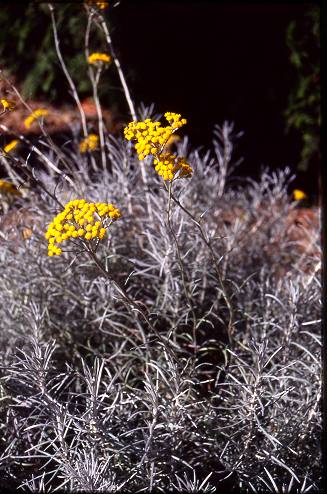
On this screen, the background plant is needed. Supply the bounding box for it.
[284,4,320,174]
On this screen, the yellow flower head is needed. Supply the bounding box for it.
[1,98,16,111]
[0,179,21,196]
[45,199,121,256]
[24,108,49,129]
[124,113,187,160]
[3,139,19,154]
[293,189,308,201]
[124,113,192,180]
[79,134,99,153]
[88,52,112,65]
[85,0,109,9]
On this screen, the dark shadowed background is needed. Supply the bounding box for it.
[111,1,320,198]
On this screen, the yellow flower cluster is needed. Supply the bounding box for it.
[124,112,187,160]
[3,139,19,154]
[0,179,20,196]
[24,109,49,129]
[154,153,193,181]
[79,134,99,153]
[88,53,112,65]
[45,199,121,256]
[124,112,192,181]
[1,98,16,111]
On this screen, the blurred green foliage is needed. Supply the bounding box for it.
[0,2,113,104]
[285,5,320,172]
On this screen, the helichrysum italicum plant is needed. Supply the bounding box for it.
[0,124,321,492]
[0,1,321,490]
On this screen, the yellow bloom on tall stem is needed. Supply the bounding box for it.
[88,52,111,65]
[124,112,192,181]
[85,0,109,9]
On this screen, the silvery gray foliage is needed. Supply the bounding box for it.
[0,115,321,492]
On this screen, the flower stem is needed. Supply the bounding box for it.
[167,186,234,344]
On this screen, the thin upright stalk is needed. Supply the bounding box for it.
[85,13,107,171]
[48,3,88,139]
[96,14,136,121]
[49,4,102,173]
[165,184,234,344]
[95,10,153,221]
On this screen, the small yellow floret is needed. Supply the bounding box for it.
[24,108,49,129]
[88,52,111,65]
[79,134,99,153]
[1,99,16,111]
[99,228,106,239]
[293,189,308,201]
[3,139,19,154]
[86,0,109,9]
